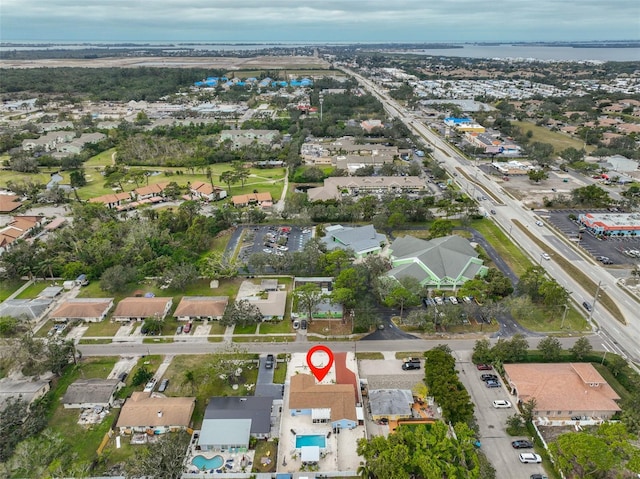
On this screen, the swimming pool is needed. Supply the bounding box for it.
[296,434,326,448]
[192,455,224,470]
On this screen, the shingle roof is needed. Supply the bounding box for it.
[116,392,195,428]
[289,374,357,422]
[49,298,114,320]
[204,396,272,434]
[112,297,172,319]
[504,363,620,414]
[0,298,52,321]
[173,296,228,318]
[369,389,414,416]
[322,224,386,255]
[245,291,287,317]
[388,235,483,284]
[62,378,120,405]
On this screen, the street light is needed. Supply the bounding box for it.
[588,281,603,324]
[601,343,611,365]
[560,290,573,329]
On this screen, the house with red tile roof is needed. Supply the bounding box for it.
[189,181,227,201]
[89,192,131,209]
[503,363,620,419]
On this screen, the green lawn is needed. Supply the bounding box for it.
[511,302,589,333]
[234,323,258,334]
[15,280,50,299]
[0,280,26,301]
[45,357,119,466]
[470,218,532,277]
[83,320,122,337]
[356,352,384,360]
[84,148,116,168]
[272,362,288,384]
[207,321,227,334]
[259,320,292,334]
[162,354,259,427]
[512,121,594,154]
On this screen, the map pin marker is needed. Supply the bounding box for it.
[306,345,334,382]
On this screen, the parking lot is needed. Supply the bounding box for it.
[236,225,313,264]
[547,209,640,268]
[458,361,548,478]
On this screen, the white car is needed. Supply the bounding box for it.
[263,248,273,254]
[519,453,542,464]
[448,296,458,304]
[535,221,544,227]
[541,253,551,261]
[492,400,512,409]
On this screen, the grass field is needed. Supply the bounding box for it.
[0,280,26,301]
[15,280,50,299]
[470,218,533,277]
[84,148,116,168]
[512,121,594,154]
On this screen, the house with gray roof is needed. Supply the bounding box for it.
[369,389,414,420]
[0,298,53,322]
[386,235,488,290]
[199,396,273,451]
[0,376,51,411]
[62,378,121,409]
[322,224,387,259]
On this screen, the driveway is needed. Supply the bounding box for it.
[254,353,283,398]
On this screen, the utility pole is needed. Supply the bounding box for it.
[319,92,324,123]
[588,281,601,325]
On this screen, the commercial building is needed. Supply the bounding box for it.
[321,224,387,259]
[578,212,640,237]
[386,235,488,289]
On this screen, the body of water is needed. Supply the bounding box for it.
[1,41,638,62]
[295,434,326,448]
[404,44,640,62]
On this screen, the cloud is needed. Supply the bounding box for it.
[1,0,638,42]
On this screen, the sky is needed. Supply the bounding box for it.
[1,0,639,43]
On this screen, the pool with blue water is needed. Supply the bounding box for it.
[295,434,326,448]
[192,455,224,470]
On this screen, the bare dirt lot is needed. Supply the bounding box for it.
[0,55,330,70]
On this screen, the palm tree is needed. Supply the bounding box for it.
[357,461,373,479]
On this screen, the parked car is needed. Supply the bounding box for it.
[118,372,128,382]
[519,453,542,464]
[448,296,458,304]
[481,374,498,381]
[530,474,548,479]
[292,320,300,330]
[402,362,421,370]
[492,400,512,408]
[265,354,275,369]
[300,319,308,330]
[158,379,169,393]
[176,325,183,334]
[183,322,192,333]
[485,380,501,388]
[476,364,492,370]
[511,440,534,449]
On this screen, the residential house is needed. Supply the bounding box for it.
[21,131,74,152]
[189,181,227,201]
[133,182,170,200]
[368,389,414,421]
[0,376,51,411]
[174,296,229,321]
[0,215,44,253]
[245,291,287,320]
[503,363,621,420]
[115,391,196,434]
[0,298,53,322]
[112,297,173,322]
[289,374,357,430]
[293,277,342,320]
[48,298,114,323]
[231,192,273,208]
[55,132,106,155]
[0,194,22,213]
[89,192,131,209]
[322,224,387,259]
[198,396,273,451]
[62,378,121,409]
[386,235,488,290]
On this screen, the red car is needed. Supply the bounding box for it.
[476,364,492,370]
